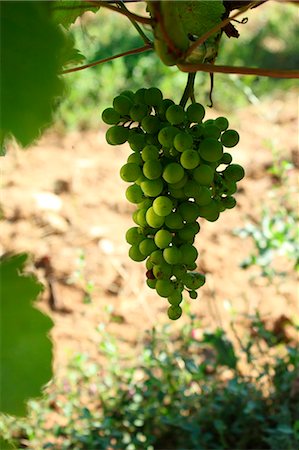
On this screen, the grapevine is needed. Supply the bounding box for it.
[103,86,244,320]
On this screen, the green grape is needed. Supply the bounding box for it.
[158,126,179,147]
[143,160,163,180]
[223,180,237,195]
[141,144,160,161]
[220,152,233,165]
[146,207,165,228]
[180,150,200,170]
[189,290,198,299]
[167,305,182,320]
[203,119,214,126]
[186,103,205,123]
[120,163,142,182]
[157,99,175,119]
[163,246,182,265]
[195,186,212,206]
[139,238,158,256]
[221,129,240,147]
[214,199,226,213]
[120,90,135,101]
[173,132,193,152]
[144,87,163,106]
[145,133,160,146]
[222,196,236,209]
[152,196,173,217]
[146,257,154,270]
[178,201,200,222]
[153,262,172,280]
[168,187,185,199]
[129,245,147,262]
[141,178,164,197]
[126,184,144,203]
[198,200,220,222]
[215,116,229,131]
[199,138,223,162]
[166,104,185,125]
[113,95,133,115]
[141,115,161,134]
[102,107,121,125]
[167,290,183,306]
[190,124,204,138]
[163,162,184,184]
[136,208,148,227]
[168,173,188,189]
[137,198,152,209]
[223,164,245,181]
[180,243,198,265]
[130,103,149,122]
[154,229,172,248]
[106,126,129,145]
[177,222,200,241]
[165,211,184,230]
[127,152,142,165]
[183,272,205,289]
[186,262,197,271]
[134,88,147,104]
[183,180,201,198]
[193,164,214,186]
[150,249,164,265]
[172,265,187,278]
[203,125,221,139]
[128,130,146,151]
[125,227,144,245]
[146,278,157,289]
[135,174,147,186]
[156,279,175,297]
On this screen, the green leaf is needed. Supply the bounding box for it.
[0,2,65,148]
[177,1,225,38]
[51,1,100,29]
[0,253,53,417]
[59,29,85,67]
[203,329,238,369]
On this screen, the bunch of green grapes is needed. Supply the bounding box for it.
[102,87,244,320]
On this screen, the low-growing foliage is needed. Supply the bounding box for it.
[1,314,298,449]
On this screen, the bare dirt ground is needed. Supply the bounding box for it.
[1,90,298,373]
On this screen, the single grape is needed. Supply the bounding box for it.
[220,152,233,165]
[198,200,220,222]
[222,196,236,209]
[183,180,201,198]
[221,129,240,148]
[195,186,212,206]
[120,90,135,101]
[144,87,163,106]
[106,126,129,145]
[102,107,121,125]
[128,130,146,151]
[155,279,175,297]
[163,163,184,184]
[139,238,158,256]
[192,164,214,186]
[125,227,144,245]
[223,164,245,181]
[146,278,157,289]
[146,257,154,271]
[154,229,173,249]
[120,163,142,182]
[180,243,198,265]
[153,262,172,280]
[180,150,200,170]
[130,103,149,122]
[113,95,133,115]
[186,103,205,123]
[215,116,229,131]
[165,211,184,230]
[166,104,185,125]
[178,201,200,222]
[141,144,160,161]
[163,246,182,265]
[141,115,161,134]
[145,207,165,228]
[173,132,193,152]
[158,126,179,147]
[125,184,144,203]
[177,222,200,241]
[143,160,163,180]
[167,305,182,320]
[136,208,148,227]
[167,290,183,306]
[152,196,173,217]
[189,290,198,299]
[150,249,164,265]
[129,245,147,262]
[134,88,147,104]
[203,125,221,139]
[167,173,188,189]
[141,178,164,197]
[127,152,142,165]
[198,138,223,162]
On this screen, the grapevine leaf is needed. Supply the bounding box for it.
[51,1,100,28]
[176,1,225,38]
[0,253,53,417]
[0,2,65,148]
[59,29,85,67]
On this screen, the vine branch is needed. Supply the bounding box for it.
[86,0,153,24]
[117,1,152,45]
[180,73,196,108]
[61,44,153,74]
[177,62,299,79]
